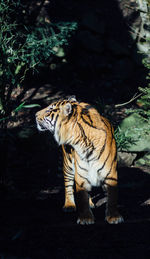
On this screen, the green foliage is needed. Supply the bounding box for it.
[115,127,135,151]
[137,85,150,110]
[116,49,150,151]
[121,2,150,152]
[126,82,150,124]
[137,1,150,114]
[0,0,77,120]
[125,87,150,142]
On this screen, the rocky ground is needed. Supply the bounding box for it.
[0,149,150,259]
[0,84,150,259]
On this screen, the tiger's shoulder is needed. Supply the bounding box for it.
[77,101,112,131]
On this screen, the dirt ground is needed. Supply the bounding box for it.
[0,165,150,259]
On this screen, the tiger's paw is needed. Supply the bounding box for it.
[77,211,95,225]
[89,197,95,209]
[105,215,124,224]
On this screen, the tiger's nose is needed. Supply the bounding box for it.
[35,112,41,122]
[35,111,40,118]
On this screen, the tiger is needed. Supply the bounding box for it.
[36,96,124,225]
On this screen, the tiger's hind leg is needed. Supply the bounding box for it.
[104,162,124,224]
[62,145,76,212]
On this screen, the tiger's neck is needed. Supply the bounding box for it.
[55,118,93,160]
[54,118,79,146]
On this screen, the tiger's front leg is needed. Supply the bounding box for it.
[76,187,95,225]
[75,170,94,225]
[62,145,76,212]
[63,173,76,212]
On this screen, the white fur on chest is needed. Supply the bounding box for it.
[88,162,107,187]
[75,157,107,191]
[87,167,101,187]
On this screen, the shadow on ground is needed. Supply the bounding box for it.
[0,130,150,259]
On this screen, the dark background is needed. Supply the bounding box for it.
[0,0,150,258]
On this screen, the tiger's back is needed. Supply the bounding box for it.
[63,102,116,189]
[36,96,123,225]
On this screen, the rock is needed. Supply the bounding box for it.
[130,25,140,41]
[107,39,129,56]
[135,153,150,168]
[119,113,150,152]
[112,58,134,79]
[17,128,36,139]
[81,13,105,34]
[136,0,150,46]
[77,30,104,54]
[137,41,150,54]
[118,152,137,167]
[76,52,110,72]
[132,48,145,66]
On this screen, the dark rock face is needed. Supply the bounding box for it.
[47,0,147,104]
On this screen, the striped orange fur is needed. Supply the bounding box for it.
[36,96,124,225]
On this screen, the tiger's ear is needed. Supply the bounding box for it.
[62,103,72,116]
[68,95,76,101]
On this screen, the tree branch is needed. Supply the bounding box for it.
[115,93,142,108]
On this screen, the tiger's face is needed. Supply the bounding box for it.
[36,96,76,134]
[36,102,57,133]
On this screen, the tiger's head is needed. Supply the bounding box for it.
[36,96,77,143]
